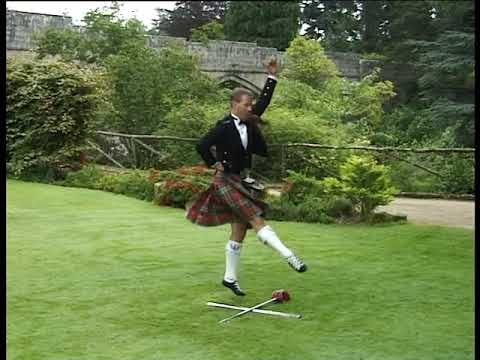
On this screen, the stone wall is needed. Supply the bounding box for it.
[133,35,362,80]
[5,10,363,81]
[6,10,72,51]
[187,40,281,73]
[6,10,424,104]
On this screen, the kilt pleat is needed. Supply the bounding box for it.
[186,171,267,227]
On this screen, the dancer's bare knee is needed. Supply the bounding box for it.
[249,217,266,232]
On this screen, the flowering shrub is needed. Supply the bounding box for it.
[153,166,214,208]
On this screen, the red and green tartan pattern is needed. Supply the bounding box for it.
[186,172,267,227]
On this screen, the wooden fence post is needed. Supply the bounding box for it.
[87,140,125,169]
[130,138,137,169]
[281,145,286,179]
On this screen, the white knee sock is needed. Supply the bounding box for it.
[224,240,242,282]
[257,225,293,258]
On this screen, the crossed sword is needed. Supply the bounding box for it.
[207,289,302,324]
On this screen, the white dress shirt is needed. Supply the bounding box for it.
[267,74,278,81]
[230,74,277,151]
[231,113,248,150]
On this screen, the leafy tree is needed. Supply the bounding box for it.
[104,42,221,134]
[224,1,301,50]
[282,36,339,89]
[380,1,438,61]
[430,0,474,33]
[78,3,146,63]
[301,0,363,51]
[34,27,84,61]
[341,68,396,134]
[34,2,146,64]
[411,32,474,147]
[154,99,229,168]
[278,37,395,139]
[33,4,223,136]
[401,1,475,147]
[300,1,437,57]
[153,1,226,39]
[191,20,225,43]
[299,0,397,54]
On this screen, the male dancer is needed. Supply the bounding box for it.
[187,58,307,296]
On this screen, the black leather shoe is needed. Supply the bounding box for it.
[286,254,307,273]
[222,280,246,296]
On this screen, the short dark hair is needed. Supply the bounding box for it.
[230,87,254,105]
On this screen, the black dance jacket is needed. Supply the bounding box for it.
[195,77,277,174]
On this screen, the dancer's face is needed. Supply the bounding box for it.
[232,94,253,121]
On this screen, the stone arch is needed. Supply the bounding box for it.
[218,74,262,95]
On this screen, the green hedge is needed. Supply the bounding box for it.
[7,57,98,179]
[57,162,402,224]
[60,165,154,202]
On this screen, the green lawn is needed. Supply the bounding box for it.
[7,179,474,360]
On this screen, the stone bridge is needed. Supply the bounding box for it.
[6,10,375,94]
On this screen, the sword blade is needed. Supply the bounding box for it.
[219,298,277,323]
[207,302,302,318]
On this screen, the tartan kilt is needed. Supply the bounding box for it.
[186,171,267,227]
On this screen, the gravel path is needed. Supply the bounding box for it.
[377,197,475,229]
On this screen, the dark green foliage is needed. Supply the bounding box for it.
[61,165,155,201]
[61,165,214,207]
[6,58,97,179]
[225,1,300,50]
[300,0,437,55]
[374,1,474,150]
[265,196,335,224]
[375,28,474,186]
[431,0,474,33]
[153,1,226,39]
[409,31,475,147]
[301,0,363,51]
[378,105,423,145]
[361,0,388,53]
[325,197,354,218]
[62,164,105,189]
[102,171,155,201]
[299,0,472,63]
[380,0,438,60]
[388,161,439,194]
[360,0,475,195]
[415,31,474,99]
[418,148,476,195]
